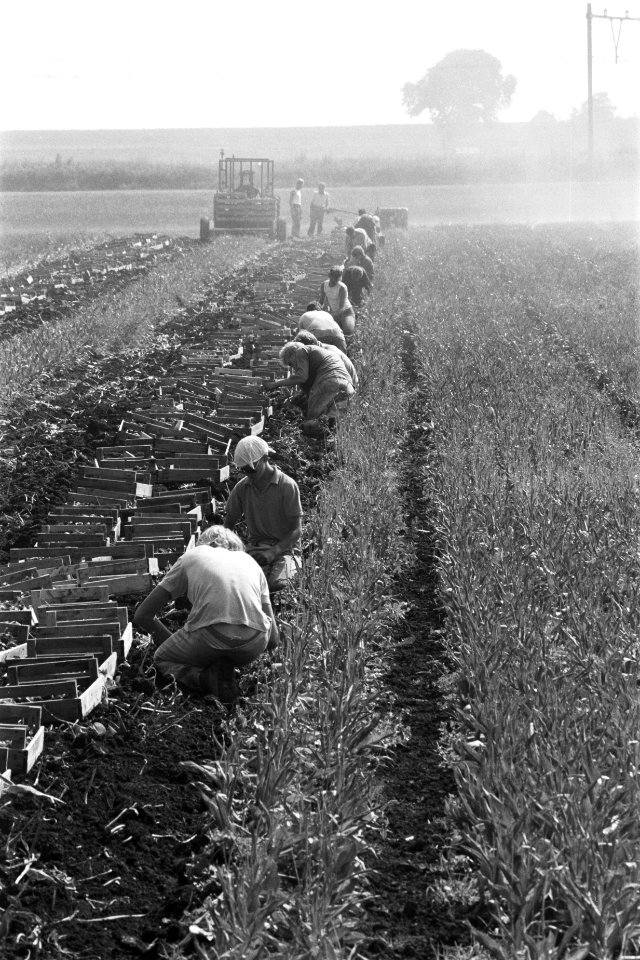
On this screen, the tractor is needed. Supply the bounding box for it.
[200,155,286,241]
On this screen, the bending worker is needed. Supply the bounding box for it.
[134,525,278,703]
[225,436,303,592]
[272,340,354,436]
[296,304,347,352]
[319,265,355,336]
[294,330,359,389]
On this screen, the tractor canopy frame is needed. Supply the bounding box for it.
[217,158,275,198]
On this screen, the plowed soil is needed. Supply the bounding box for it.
[0,237,473,958]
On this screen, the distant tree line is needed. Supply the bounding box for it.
[0,159,216,192]
[1,148,637,193]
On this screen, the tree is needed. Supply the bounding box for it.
[402,49,517,125]
[530,110,558,124]
[571,91,617,124]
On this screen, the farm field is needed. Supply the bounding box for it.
[0,222,638,959]
[1,180,637,244]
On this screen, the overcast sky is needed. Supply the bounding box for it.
[1,0,638,130]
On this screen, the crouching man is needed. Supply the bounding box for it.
[225,437,303,592]
[133,525,278,703]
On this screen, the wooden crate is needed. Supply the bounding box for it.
[31,584,110,609]
[0,723,45,775]
[77,572,152,597]
[12,677,107,724]
[41,603,128,631]
[28,634,115,661]
[128,520,194,544]
[6,655,100,686]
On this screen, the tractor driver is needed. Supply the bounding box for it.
[235,173,261,198]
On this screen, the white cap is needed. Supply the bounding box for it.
[233,436,274,469]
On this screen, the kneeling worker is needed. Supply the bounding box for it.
[225,436,303,592]
[134,525,278,703]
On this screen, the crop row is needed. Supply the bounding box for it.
[0,232,426,958]
[0,233,190,341]
[387,226,640,957]
[465,222,639,401]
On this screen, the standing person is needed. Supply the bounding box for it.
[297,307,347,352]
[319,265,355,336]
[271,341,354,436]
[225,437,303,592]
[289,178,304,238]
[134,526,278,703]
[308,182,330,235]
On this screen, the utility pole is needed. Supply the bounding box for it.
[586,5,640,162]
[587,4,594,159]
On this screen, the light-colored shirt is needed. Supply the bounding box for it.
[311,191,329,210]
[324,343,359,388]
[290,188,302,207]
[225,467,302,549]
[322,279,351,315]
[160,546,270,634]
[298,310,347,350]
[352,227,369,249]
[298,309,343,338]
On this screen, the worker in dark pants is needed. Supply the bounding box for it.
[308,182,330,235]
[290,178,304,238]
[225,437,303,593]
[134,525,278,704]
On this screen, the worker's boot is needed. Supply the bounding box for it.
[216,658,241,705]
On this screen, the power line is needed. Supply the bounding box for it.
[586,4,640,158]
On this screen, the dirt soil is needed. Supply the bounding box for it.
[0,239,474,958]
[356,330,481,958]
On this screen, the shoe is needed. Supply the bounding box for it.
[200,659,239,705]
[199,666,221,697]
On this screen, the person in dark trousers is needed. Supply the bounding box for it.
[294,330,359,388]
[134,525,278,704]
[354,209,377,243]
[308,182,330,235]
[342,263,372,307]
[347,245,374,283]
[296,307,348,352]
[272,341,354,436]
[289,178,304,238]
[319,265,355,336]
[225,437,303,593]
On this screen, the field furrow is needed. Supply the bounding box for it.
[1,222,637,959]
[387,226,640,956]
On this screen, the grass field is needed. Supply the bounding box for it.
[1,220,638,958]
[383,224,640,956]
[1,181,637,246]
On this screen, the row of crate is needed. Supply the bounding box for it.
[0,338,291,781]
[0,236,174,314]
[0,242,341,784]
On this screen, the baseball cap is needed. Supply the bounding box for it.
[233,436,274,469]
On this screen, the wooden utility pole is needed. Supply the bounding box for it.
[587,4,594,159]
[586,4,640,161]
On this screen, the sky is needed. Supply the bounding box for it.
[1,0,639,130]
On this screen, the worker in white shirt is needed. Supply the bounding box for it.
[289,178,304,237]
[308,182,330,236]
